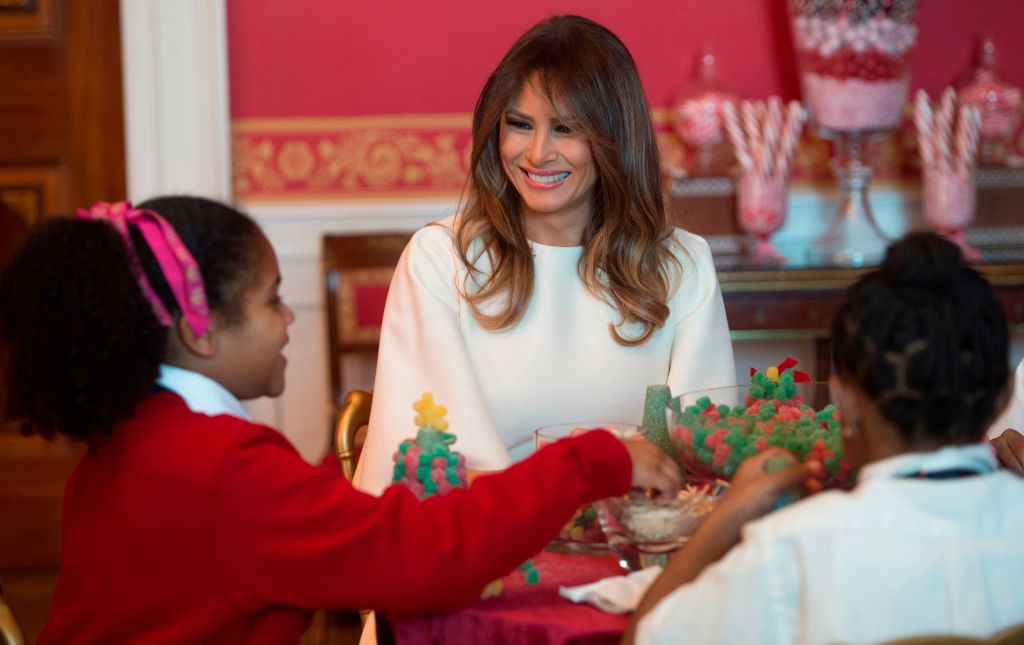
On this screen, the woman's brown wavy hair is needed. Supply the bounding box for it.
[455,14,680,346]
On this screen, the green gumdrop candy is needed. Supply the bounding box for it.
[424,479,438,495]
[640,384,675,460]
[763,453,799,511]
[749,385,765,399]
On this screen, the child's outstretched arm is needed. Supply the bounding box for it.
[211,422,678,615]
[622,448,810,645]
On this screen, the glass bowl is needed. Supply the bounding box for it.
[595,479,727,572]
[534,423,640,554]
[668,381,851,487]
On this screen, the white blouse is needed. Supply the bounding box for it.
[354,216,736,494]
[637,444,1024,645]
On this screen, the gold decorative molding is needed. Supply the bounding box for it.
[233,109,1022,202]
[233,117,473,200]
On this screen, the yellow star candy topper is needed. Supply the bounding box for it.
[413,392,448,431]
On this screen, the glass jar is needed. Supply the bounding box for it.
[670,48,738,175]
[956,37,1022,165]
[790,0,919,134]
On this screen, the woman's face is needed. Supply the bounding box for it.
[499,76,597,245]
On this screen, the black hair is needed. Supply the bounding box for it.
[831,232,1009,445]
[0,196,262,443]
[135,196,262,326]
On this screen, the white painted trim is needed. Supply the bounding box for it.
[119,0,232,202]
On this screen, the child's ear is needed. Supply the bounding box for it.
[174,314,217,359]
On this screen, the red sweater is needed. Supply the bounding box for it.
[39,393,630,644]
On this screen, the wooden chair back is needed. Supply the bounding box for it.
[322,233,410,409]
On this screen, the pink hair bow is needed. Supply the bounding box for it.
[76,201,211,338]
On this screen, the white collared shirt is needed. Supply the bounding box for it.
[157,364,251,421]
[637,444,1024,645]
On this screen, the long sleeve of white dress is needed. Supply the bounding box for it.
[354,216,736,495]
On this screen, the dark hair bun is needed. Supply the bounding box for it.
[832,230,1008,446]
[880,232,964,289]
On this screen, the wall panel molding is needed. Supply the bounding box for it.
[119,0,231,202]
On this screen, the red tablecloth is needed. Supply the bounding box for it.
[387,551,629,644]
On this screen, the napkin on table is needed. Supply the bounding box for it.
[558,566,662,614]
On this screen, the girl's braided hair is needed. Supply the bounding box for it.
[831,232,1009,445]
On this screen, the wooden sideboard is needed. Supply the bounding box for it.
[716,261,1024,380]
[672,165,1024,377]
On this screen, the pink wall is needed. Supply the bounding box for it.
[227,0,1022,118]
[226,1,1024,200]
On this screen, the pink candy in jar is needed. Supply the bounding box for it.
[923,167,979,262]
[673,95,731,149]
[737,172,788,263]
[790,0,919,132]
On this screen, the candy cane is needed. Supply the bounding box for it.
[913,89,934,167]
[935,87,957,172]
[722,101,753,170]
[777,102,806,178]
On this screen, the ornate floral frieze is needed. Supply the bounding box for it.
[233,110,1024,201]
[233,115,473,200]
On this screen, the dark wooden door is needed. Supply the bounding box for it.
[0,0,125,640]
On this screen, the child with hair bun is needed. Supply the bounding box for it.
[0,196,680,644]
[626,232,1024,645]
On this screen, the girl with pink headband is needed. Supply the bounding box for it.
[0,195,680,643]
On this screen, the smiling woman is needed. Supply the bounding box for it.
[355,15,737,495]
[499,78,598,246]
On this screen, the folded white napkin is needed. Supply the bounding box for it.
[558,565,662,614]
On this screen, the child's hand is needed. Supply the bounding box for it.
[717,449,812,522]
[991,428,1024,475]
[621,440,682,499]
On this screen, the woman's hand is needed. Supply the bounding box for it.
[621,440,682,499]
[991,428,1024,475]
